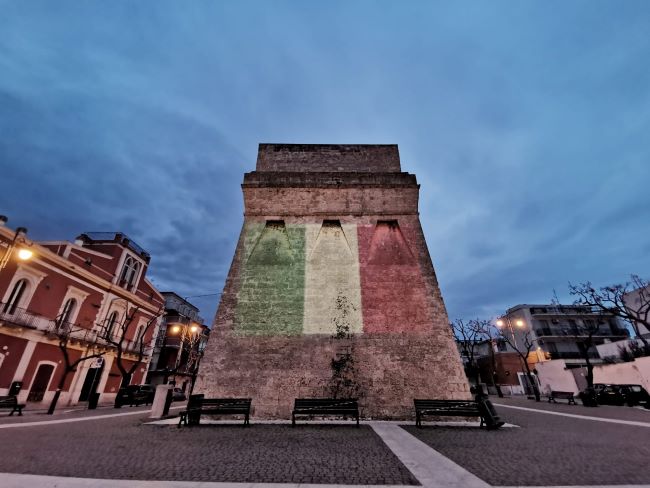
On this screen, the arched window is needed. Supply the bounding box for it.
[134,324,146,344]
[60,298,77,325]
[3,279,28,315]
[119,257,140,290]
[105,311,119,338]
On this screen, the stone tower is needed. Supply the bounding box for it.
[195,144,469,418]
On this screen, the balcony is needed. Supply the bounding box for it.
[0,302,151,354]
[1,302,56,332]
[165,315,192,325]
[529,306,595,316]
[534,327,629,338]
[546,351,599,360]
[51,321,99,344]
[162,336,183,348]
[0,303,102,344]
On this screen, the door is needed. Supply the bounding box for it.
[27,364,55,402]
[79,363,104,402]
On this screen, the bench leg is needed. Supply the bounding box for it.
[416,412,420,428]
[356,414,359,427]
[292,413,296,427]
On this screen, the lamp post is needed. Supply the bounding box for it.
[0,216,33,273]
[168,321,202,390]
[496,317,524,348]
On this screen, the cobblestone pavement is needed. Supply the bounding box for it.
[405,403,650,486]
[0,413,418,485]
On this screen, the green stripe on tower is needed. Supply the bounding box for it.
[234,221,305,335]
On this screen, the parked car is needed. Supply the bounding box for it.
[619,384,650,407]
[596,384,627,406]
[172,388,187,402]
[115,384,155,407]
[591,383,650,407]
[137,385,156,404]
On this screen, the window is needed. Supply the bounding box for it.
[119,256,140,290]
[2,279,28,315]
[60,298,77,325]
[134,324,146,343]
[105,311,119,338]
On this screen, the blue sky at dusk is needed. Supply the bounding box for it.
[1,1,649,323]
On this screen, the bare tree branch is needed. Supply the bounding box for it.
[569,274,649,349]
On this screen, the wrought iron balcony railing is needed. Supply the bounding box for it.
[0,302,54,332]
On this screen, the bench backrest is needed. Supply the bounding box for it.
[414,399,479,413]
[201,398,252,409]
[0,396,18,407]
[294,398,358,410]
[550,391,574,398]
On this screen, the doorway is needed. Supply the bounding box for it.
[79,362,104,402]
[27,363,55,402]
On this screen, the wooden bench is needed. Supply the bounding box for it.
[414,399,504,429]
[178,395,251,427]
[292,398,359,426]
[0,395,25,416]
[548,391,576,405]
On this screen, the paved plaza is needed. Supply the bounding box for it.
[0,397,649,487]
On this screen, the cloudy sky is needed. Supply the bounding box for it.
[1,1,649,323]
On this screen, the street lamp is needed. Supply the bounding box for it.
[496,317,524,348]
[0,217,34,273]
[168,321,202,375]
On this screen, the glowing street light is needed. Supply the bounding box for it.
[496,316,524,348]
[17,248,33,260]
[0,217,34,273]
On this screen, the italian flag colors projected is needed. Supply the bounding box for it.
[234,220,433,336]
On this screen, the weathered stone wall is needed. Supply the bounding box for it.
[256,144,401,173]
[195,144,470,419]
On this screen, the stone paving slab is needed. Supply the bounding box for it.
[0,413,418,485]
[493,396,650,422]
[370,423,489,488]
[4,473,650,488]
[404,406,650,486]
[0,474,414,488]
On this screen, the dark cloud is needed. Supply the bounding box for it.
[2,1,649,323]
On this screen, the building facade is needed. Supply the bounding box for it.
[623,285,650,338]
[0,222,164,407]
[195,144,469,419]
[147,292,209,394]
[498,304,629,367]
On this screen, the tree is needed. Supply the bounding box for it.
[479,322,504,398]
[570,275,650,350]
[47,317,106,415]
[451,319,486,386]
[101,303,163,391]
[163,324,207,395]
[494,319,541,401]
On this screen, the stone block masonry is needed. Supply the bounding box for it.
[195,144,470,419]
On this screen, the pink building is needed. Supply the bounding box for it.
[0,219,164,408]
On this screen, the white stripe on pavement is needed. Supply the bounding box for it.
[369,422,490,488]
[494,403,650,427]
[0,474,408,488]
[0,406,184,429]
[3,473,650,488]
